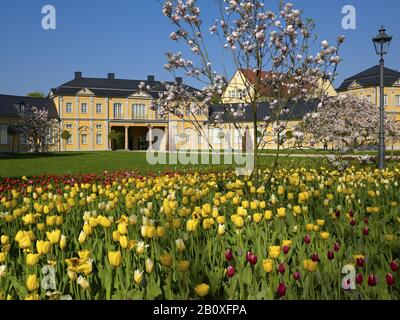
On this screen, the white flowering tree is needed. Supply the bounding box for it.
[13,105,59,153]
[154,0,344,177]
[302,94,400,158]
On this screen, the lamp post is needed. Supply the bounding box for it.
[372,26,392,170]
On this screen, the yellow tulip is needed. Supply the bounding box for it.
[303,259,318,272]
[320,232,330,240]
[253,213,262,224]
[0,252,7,263]
[177,260,190,272]
[194,283,209,297]
[78,231,86,244]
[264,210,272,220]
[268,246,281,259]
[117,223,128,235]
[262,259,274,273]
[108,251,122,267]
[316,219,325,226]
[175,239,186,253]
[217,224,225,236]
[26,253,40,266]
[26,274,39,292]
[156,226,166,238]
[36,240,51,255]
[60,235,67,250]
[282,240,292,248]
[119,235,128,249]
[276,207,286,219]
[46,229,61,244]
[133,269,144,285]
[1,235,9,245]
[78,250,90,259]
[160,253,173,267]
[145,258,154,274]
[186,219,199,232]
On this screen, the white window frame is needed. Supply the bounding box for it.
[132,104,146,119]
[66,123,73,129]
[81,103,88,114]
[95,123,102,130]
[113,103,122,119]
[96,103,102,114]
[396,95,400,107]
[67,134,73,145]
[96,134,102,145]
[384,94,388,107]
[66,103,72,114]
[81,134,87,145]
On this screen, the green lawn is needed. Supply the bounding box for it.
[0,151,330,178]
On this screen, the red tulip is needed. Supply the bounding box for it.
[334,242,340,252]
[327,250,334,260]
[226,266,235,278]
[293,271,301,281]
[303,234,311,245]
[283,245,290,254]
[356,257,365,267]
[363,217,369,224]
[225,249,233,261]
[335,210,341,218]
[249,254,258,265]
[350,219,356,226]
[386,273,395,286]
[277,282,286,297]
[368,274,377,287]
[356,273,363,285]
[349,210,354,218]
[362,227,369,236]
[246,251,253,262]
[311,253,319,263]
[390,260,399,272]
[278,263,286,274]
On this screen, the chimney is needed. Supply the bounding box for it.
[75,71,82,80]
[175,77,183,85]
[147,75,155,82]
[107,73,115,80]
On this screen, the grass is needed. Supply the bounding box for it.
[0,151,332,178]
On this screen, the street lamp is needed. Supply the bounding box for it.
[372,26,392,170]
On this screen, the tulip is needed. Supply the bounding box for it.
[145,258,154,274]
[217,224,225,236]
[225,249,233,261]
[78,250,90,259]
[77,275,90,290]
[175,239,186,253]
[26,253,40,266]
[363,217,369,224]
[327,250,334,260]
[134,269,144,285]
[246,251,253,262]
[362,227,369,236]
[262,259,273,273]
[367,274,377,287]
[26,274,39,292]
[60,235,67,250]
[278,263,285,274]
[177,260,190,272]
[356,257,364,267]
[36,240,51,255]
[248,254,257,265]
[282,246,290,254]
[390,260,399,272]
[277,282,286,297]
[293,271,301,281]
[268,246,281,259]
[333,242,340,252]
[119,235,128,249]
[335,210,341,218]
[108,251,122,267]
[194,283,209,297]
[350,219,356,226]
[355,273,363,285]
[386,273,395,286]
[303,259,318,272]
[46,229,61,244]
[0,235,9,245]
[311,253,319,263]
[303,234,311,245]
[226,265,235,278]
[78,231,86,244]
[160,253,173,267]
[0,252,6,263]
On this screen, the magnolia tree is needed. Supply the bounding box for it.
[151,0,344,177]
[301,94,400,166]
[12,105,59,153]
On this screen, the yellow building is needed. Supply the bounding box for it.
[49,72,206,152]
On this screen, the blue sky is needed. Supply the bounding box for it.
[0,0,399,96]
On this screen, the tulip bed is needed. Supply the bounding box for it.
[0,166,399,300]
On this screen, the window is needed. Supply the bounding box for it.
[234,129,242,146]
[132,104,146,119]
[67,134,73,145]
[96,104,102,114]
[213,128,223,144]
[396,95,400,107]
[66,103,72,114]
[384,95,388,106]
[184,128,191,144]
[81,103,88,114]
[0,125,8,145]
[113,103,122,119]
[228,90,235,98]
[20,134,27,145]
[81,134,87,145]
[198,133,203,145]
[95,123,102,130]
[66,123,73,129]
[366,95,372,103]
[96,134,102,145]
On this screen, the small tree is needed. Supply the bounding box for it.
[61,130,72,150]
[14,105,59,153]
[7,125,19,153]
[27,92,46,98]
[154,0,344,179]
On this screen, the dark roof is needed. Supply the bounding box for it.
[337,65,400,91]
[208,100,319,123]
[51,74,198,98]
[0,94,58,119]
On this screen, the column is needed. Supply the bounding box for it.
[125,126,129,151]
[148,126,153,150]
[59,97,63,151]
[165,125,169,151]
[106,98,110,150]
[75,120,80,151]
[90,122,94,151]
